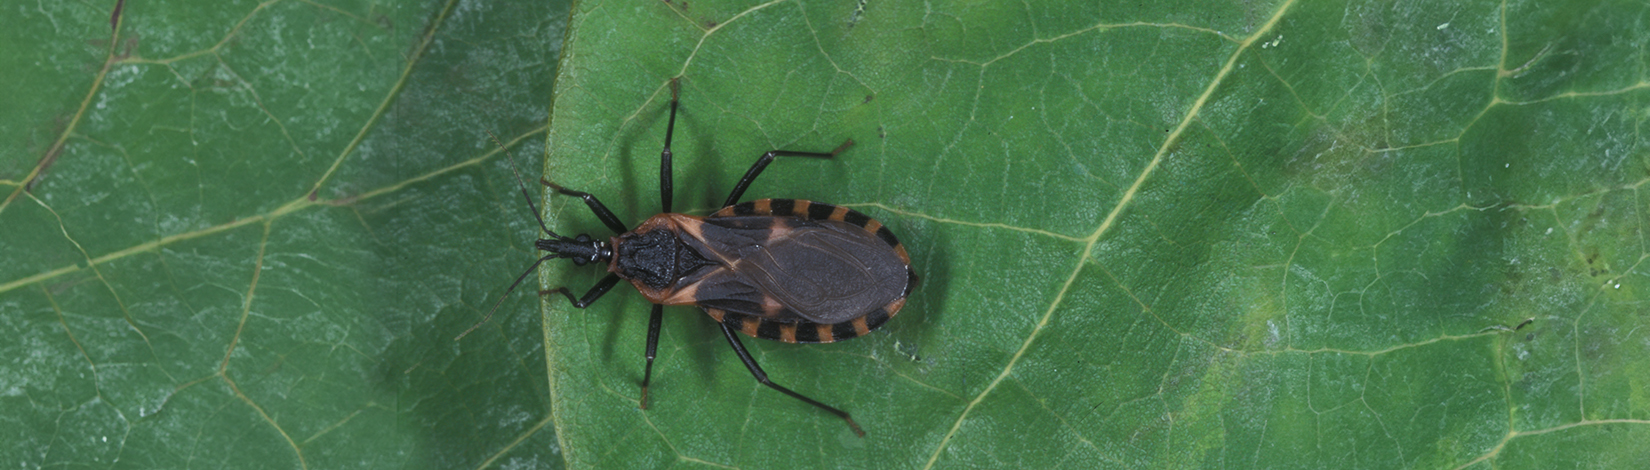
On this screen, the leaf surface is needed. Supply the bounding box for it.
[542,0,1650,469]
[2,0,569,468]
[4,0,1649,469]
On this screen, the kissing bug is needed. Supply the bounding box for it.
[463,79,915,436]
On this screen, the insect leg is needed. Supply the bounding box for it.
[717,323,865,437]
[659,78,680,213]
[639,304,663,409]
[721,140,853,207]
[541,180,628,234]
[544,273,622,308]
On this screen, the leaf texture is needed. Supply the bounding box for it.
[4,0,1648,469]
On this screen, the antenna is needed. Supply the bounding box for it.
[455,131,571,341]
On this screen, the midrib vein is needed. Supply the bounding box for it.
[920,1,1299,467]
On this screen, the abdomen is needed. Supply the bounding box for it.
[679,199,916,343]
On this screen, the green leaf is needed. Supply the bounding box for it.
[6,1,1649,470]
[542,0,1650,468]
[2,0,568,468]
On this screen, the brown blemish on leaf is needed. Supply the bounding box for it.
[110,0,126,31]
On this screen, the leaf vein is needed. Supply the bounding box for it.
[920,0,1301,466]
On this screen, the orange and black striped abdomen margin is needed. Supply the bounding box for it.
[708,199,915,343]
[704,300,903,344]
[711,199,911,265]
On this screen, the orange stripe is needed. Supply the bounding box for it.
[862,219,883,233]
[741,317,760,337]
[705,308,725,322]
[674,216,706,242]
[660,280,702,305]
[893,244,911,264]
[816,324,835,343]
[883,297,908,317]
[754,199,771,215]
[761,295,784,318]
[829,206,849,221]
[793,199,811,216]
[851,317,870,336]
[779,324,797,343]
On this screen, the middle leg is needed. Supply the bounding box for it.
[639,304,663,409]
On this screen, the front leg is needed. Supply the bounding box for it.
[542,178,629,234]
[543,273,623,308]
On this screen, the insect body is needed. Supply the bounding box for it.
[624,201,912,343]
[465,79,914,437]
